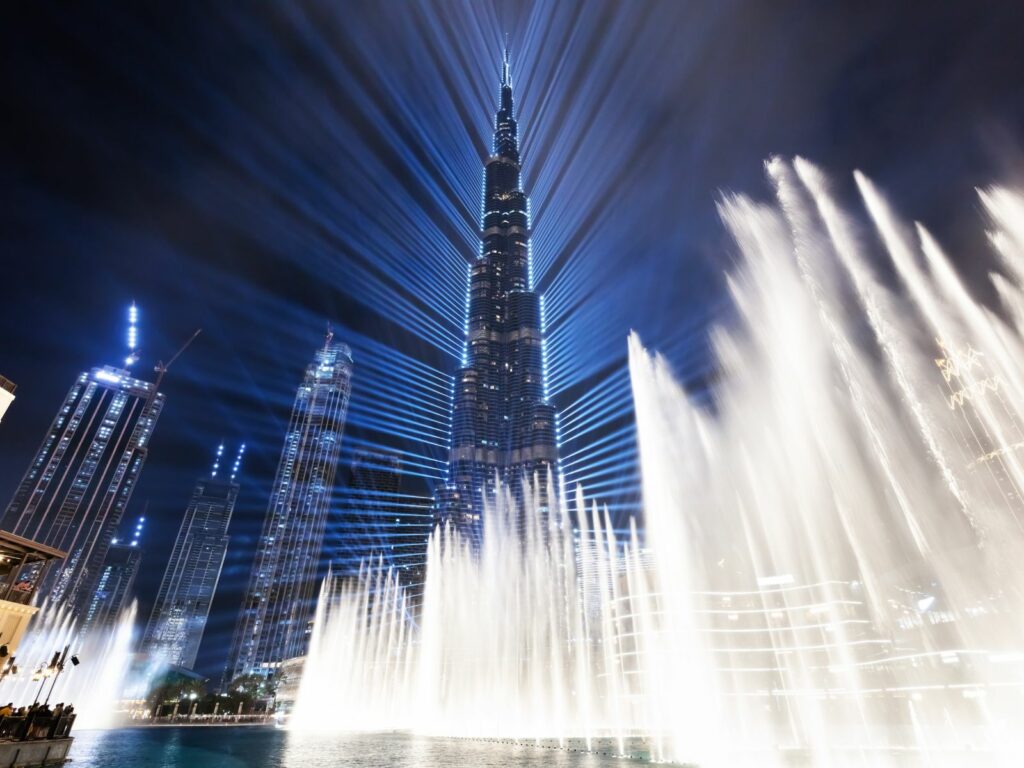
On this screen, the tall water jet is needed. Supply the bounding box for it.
[628,159,1024,765]
[294,482,650,746]
[294,562,417,731]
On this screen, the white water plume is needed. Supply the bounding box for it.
[295,483,659,749]
[0,601,137,729]
[294,159,1024,767]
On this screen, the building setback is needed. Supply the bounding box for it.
[2,365,163,618]
[437,47,559,535]
[143,444,243,669]
[225,334,352,681]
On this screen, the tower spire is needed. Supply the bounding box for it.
[495,35,517,153]
[502,35,511,88]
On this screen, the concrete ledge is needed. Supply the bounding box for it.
[0,737,72,767]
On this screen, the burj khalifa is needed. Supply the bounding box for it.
[436,46,559,535]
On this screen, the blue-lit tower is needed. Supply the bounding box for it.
[226,332,353,681]
[437,45,559,534]
[2,304,164,618]
[143,443,244,669]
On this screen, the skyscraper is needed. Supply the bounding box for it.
[143,444,244,669]
[226,334,353,681]
[438,47,559,534]
[80,513,145,634]
[2,364,164,618]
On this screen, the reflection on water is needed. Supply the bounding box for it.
[68,727,626,768]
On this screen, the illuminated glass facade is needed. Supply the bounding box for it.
[226,338,353,681]
[438,48,559,534]
[143,448,242,670]
[2,365,164,618]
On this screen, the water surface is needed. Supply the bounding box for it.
[69,727,626,767]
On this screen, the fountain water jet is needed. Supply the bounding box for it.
[0,601,137,729]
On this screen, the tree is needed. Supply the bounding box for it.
[223,671,279,713]
[146,670,208,716]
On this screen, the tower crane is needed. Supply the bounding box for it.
[153,329,202,390]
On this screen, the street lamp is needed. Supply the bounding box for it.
[44,646,76,706]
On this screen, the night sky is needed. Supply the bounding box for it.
[1,0,1022,679]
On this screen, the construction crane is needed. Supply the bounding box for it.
[153,329,202,391]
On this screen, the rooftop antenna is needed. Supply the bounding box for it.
[125,302,140,368]
[130,503,147,548]
[114,500,147,547]
[212,442,225,478]
[502,34,511,87]
[231,443,246,482]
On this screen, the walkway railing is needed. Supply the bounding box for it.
[0,713,75,742]
[136,713,273,726]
